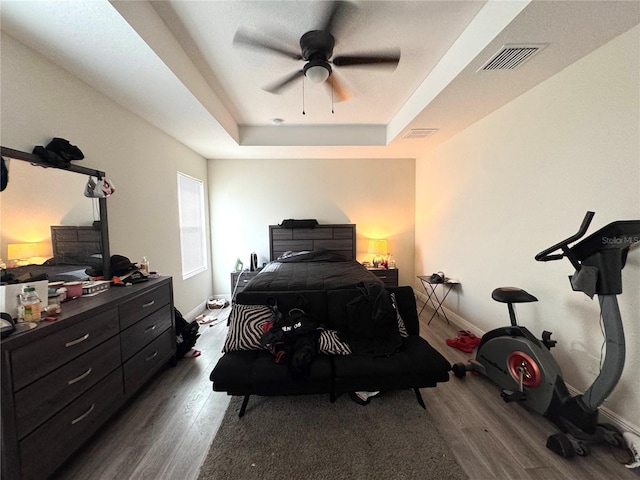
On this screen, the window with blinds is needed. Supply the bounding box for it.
[177,172,207,279]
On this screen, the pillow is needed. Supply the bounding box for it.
[318,329,351,355]
[390,293,409,338]
[223,304,274,352]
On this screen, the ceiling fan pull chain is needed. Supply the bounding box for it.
[302,75,306,115]
[331,83,334,114]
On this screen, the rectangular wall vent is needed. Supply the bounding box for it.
[480,44,547,71]
[404,128,438,139]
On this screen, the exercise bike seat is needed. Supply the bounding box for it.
[492,287,538,304]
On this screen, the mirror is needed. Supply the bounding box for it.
[1,147,110,280]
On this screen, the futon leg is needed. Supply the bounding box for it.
[238,394,250,418]
[414,388,426,410]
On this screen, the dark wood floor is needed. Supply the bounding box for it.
[54,300,639,480]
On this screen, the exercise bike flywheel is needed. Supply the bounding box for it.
[507,351,542,388]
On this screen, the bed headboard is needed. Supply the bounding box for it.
[269,224,356,261]
[51,226,102,259]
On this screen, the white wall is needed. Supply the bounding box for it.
[1,33,212,316]
[208,158,415,295]
[415,25,640,429]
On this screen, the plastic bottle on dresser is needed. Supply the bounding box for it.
[387,254,396,269]
[21,286,42,322]
[140,256,150,276]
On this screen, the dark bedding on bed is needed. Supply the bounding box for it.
[244,250,383,292]
[1,255,100,284]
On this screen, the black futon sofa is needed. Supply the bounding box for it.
[210,286,451,417]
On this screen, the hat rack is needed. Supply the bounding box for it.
[1,146,105,178]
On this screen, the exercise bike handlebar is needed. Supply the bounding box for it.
[535,211,595,263]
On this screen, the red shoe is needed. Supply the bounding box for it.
[446,331,481,353]
[446,336,475,353]
[457,330,480,348]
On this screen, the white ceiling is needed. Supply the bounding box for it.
[1,1,639,160]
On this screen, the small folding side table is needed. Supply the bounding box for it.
[417,276,460,325]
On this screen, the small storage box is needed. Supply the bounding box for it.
[82,281,110,295]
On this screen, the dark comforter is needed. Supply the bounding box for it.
[244,250,383,292]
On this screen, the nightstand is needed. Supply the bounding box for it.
[230,270,261,301]
[367,268,399,287]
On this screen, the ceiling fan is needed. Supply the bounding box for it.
[233,1,401,102]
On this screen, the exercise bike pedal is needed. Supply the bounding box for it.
[501,389,526,403]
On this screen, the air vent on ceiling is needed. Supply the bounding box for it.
[479,44,547,71]
[404,128,438,139]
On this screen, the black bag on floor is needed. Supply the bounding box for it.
[175,307,200,358]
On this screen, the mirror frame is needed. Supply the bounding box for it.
[1,146,111,279]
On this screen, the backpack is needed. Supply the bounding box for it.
[260,304,320,380]
[175,307,200,358]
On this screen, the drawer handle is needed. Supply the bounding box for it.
[71,404,95,425]
[144,324,157,333]
[145,350,158,362]
[379,275,387,279]
[65,333,90,348]
[68,367,93,386]
[142,300,155,308]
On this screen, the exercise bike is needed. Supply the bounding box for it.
[452,211,640,457]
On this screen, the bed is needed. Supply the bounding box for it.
[242,223,383,293]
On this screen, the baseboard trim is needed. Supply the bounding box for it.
[183,301,207,322]
[413,288,640,437]
[184,294,232,322]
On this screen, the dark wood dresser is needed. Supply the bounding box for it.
[1,277,175,480]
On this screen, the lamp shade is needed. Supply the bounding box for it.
[7,243,39,261]
[367,239,388,256]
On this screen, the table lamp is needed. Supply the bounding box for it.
[7,243,39,266]
[368,239,387,268]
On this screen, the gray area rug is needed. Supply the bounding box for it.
[198,390,468,480]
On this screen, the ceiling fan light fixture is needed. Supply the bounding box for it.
[304,61,331,83]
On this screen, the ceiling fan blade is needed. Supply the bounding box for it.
[333,51,401,68]
[319,1,353,37]
[263,70,304,94]
[326,74,352,103]
[233,29,302,60]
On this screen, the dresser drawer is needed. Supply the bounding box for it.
[123,328,174,394]
[14,336,121,440]
[231,271,260,300]
[119,282,171,330]
[368,268,399,287]
[120,303,173,361]
[19,368,124,480]
[11,308,119,391]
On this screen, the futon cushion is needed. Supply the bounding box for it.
[210,350,258,393]
[250,353,333,396]
[332,336,451,393]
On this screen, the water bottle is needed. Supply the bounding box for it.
[387,254,396,269]
[140,256,150,276]
[21,286,42,322]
